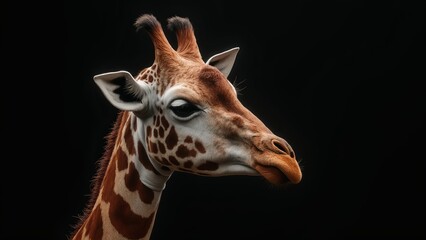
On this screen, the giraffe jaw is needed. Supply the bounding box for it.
[253,154,302,185]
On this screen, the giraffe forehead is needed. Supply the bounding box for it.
[147,58,202,78]
[162,66,236,102]
[198,67,243,112]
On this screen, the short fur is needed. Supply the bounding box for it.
[167,16,202,61]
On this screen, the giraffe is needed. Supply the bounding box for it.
[70,14,302,240]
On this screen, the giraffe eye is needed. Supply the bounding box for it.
[169,99,202,120]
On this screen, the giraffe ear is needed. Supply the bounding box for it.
[93,71,150,113]
[206,47,239,78]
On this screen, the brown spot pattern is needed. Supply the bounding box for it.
[159,126,164,138]
[183,160,193,168]
[146,126,152,137]
[155,115,161,127]
[194,140,206,153]
[176,145,197,158]
[184,136,193,143]
[100,147,158,239]
[197,161,219,171]
[108,193,155,239]
[125,162,154,204]
[146,112,210,172]
[160,116,169,130]
[84,204,103,240]
[161,157,171,166]
[124,125,136,155]
[165,126,178,150]
[116,147,128,171]
[169,156,179,166]
[158,142,166,154]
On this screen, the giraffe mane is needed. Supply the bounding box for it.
[69,111,127,238]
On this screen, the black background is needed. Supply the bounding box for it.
[1,0,424,239]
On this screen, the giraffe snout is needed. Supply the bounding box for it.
[252,135,302,185]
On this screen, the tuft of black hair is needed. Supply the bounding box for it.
[134,14,161,32]
[167,16,193,31]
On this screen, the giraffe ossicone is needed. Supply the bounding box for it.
[71,14,302,240]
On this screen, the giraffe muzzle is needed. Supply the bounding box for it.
[252,137,302,185]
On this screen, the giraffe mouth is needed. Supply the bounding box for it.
[253,154,302,186]
[254,164,290,185]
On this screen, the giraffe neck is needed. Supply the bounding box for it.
[72,112,172,240]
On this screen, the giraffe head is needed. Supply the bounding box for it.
[94,14,302,186]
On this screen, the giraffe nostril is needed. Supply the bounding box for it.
[289,150,295,158]
[272,140,295,158]
[272,140,286,152]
